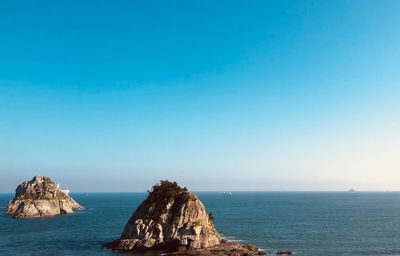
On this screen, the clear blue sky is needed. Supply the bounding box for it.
[0,0,399,192]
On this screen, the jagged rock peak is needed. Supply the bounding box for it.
[5,176,82,218]
[105,180,221,252]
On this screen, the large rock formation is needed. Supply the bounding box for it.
[5,176,83,218]
[104,180,266,255]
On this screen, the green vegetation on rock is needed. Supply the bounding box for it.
[146,180,189,205]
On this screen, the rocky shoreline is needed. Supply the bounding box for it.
[104,240,266,255]
[166,241,266,256]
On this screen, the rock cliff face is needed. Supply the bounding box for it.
[5,176,83,218]
[104,180,265,255]
[105,180,220,251]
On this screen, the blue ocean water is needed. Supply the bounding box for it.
[1,192,400,256]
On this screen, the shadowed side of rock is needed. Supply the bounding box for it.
[5,176,83,218]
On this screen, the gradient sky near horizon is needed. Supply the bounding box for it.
[0,0,399,192]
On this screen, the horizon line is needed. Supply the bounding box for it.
[1,190,399,194]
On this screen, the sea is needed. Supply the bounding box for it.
[1,192,400,256]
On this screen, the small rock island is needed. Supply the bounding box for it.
[5,176,83,218]
[104,180,266,255]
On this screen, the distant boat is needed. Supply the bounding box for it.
[348,188,356,193]
[222,192,233,195]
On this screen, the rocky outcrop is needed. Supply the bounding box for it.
[5,176,83,218]
[104,180,265,255]
[276,251,294,256]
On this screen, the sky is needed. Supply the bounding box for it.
[0,0,399,192]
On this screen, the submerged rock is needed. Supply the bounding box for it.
[276,251,294,256]
[5,176,83,218]
[104,180,265,255]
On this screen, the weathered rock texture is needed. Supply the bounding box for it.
[104,180,265,256]
[5,176,82,218]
